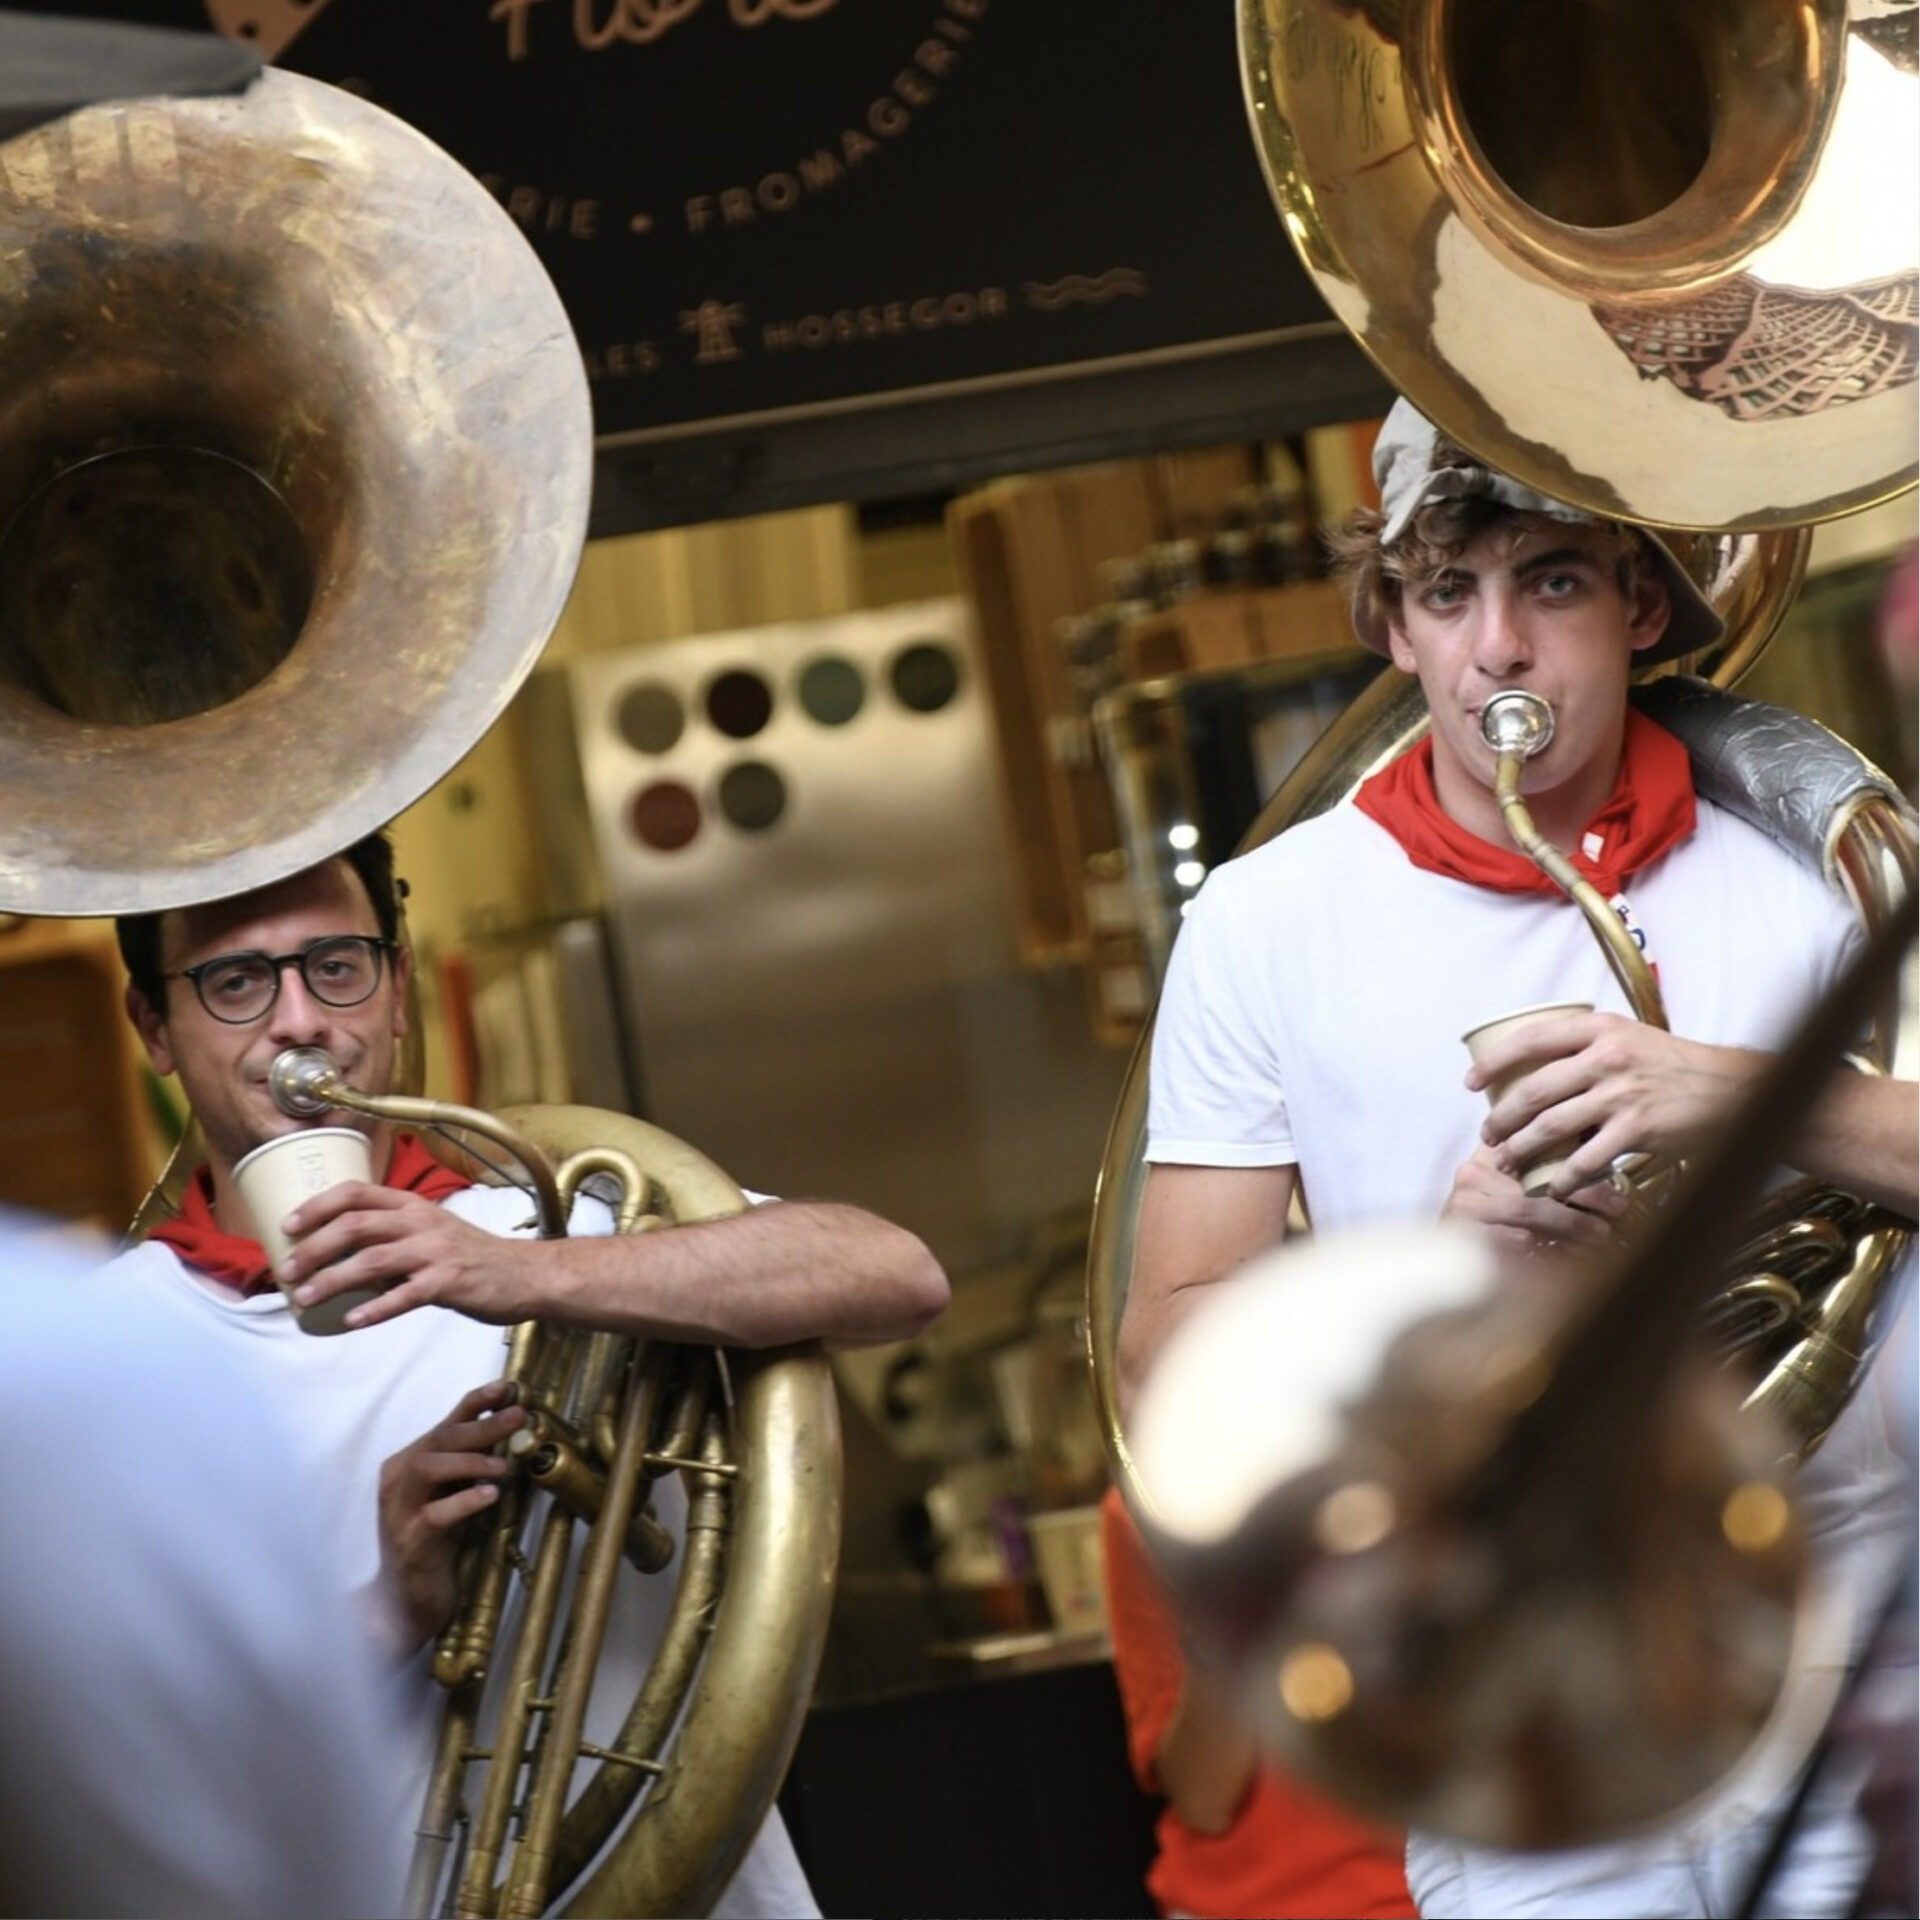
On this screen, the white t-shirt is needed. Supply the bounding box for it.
[1,1213,411,1919]
[1147,797,1857,1230]
[1145,797,1913,1919]
[88,1181,818,1920]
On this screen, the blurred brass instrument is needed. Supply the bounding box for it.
[1086,0,1918,1845]
[5,65,839,1916]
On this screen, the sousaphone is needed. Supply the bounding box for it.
[1,60,840,1917]
[0,56,587,914]
[1088,0,1918,1847]
[1241,0,1917,530]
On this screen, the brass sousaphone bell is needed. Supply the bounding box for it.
[1242,0,1918,531]
[1090,0,1919,1851]
[0,60,588,915]
[1,63,841,1917]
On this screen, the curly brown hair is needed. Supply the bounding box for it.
[1324,439,1656,648]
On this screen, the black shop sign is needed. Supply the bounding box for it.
[13,2,1389,528]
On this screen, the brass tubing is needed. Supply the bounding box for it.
[550,1412,736,1903]
[500,1340,663,1919]
[1829,800,1919,1073]
[518,1426,677,1576]
[1744,1224,1910,1443]
[404,1682,485,1920]
[557,1146,650,1234]
[1479,704,1919,1455]
[1484,698,1669,1030]
[559,1329,627,1475]
[586,1336,643,1475]
[433,1471,534,1691]
[593,1343,677,1506]
[657,1352,715,1466]
[454,1502,578,1919]
[269,1046,568,1236]
[522,1321,584,1422]
[562,1358,841,1918]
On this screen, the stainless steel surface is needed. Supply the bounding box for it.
[1095,651,1386,985]
[556,597,1131,1280]
[927,1627,1114,1677]
[551,918,635,1116]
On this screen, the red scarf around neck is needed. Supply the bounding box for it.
[1353,708,1696,896]
[148,1130,473,1297]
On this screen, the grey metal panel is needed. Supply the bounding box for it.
[566,599,1128,1280]
[549,917,638,1118]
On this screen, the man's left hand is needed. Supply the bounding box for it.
[1467,1008,1763,1201]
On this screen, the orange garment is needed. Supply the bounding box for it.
[1100,1487,1416,1920]
[1354,708,1696,897]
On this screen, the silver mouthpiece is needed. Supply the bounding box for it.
[269,1046,343,1117]
[1480,690,1555,758]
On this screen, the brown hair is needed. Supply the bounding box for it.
[1325,439,1656,647]
[115,832,406,1013]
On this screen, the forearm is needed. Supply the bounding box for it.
[525,1200,949,1348]
[1789,1069,1918,1218]
[1121,1163,1297,1419]
[1118,1274,1212,1422]
[1158,1666,1259,1834]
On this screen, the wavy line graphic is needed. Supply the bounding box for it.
[1025,268,1150,310]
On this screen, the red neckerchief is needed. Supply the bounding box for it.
[148,1130,473,1297]
[1354,708,1697,896]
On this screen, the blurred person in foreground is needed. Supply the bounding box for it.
[1,1209,410,1919]
[91,831,949,1917]
[1119,399,1917,1918]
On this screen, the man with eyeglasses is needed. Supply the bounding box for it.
[169,931,397,1024]
[96,831,949,1919]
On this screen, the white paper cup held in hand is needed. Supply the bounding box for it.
[233,1127,376,1335]
[1461,1001,1594,1198]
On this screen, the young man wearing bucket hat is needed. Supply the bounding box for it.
[1118,399,1917,1918]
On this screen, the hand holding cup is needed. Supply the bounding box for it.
[233,1127,378,1335]
[1461,1002,1595,1197]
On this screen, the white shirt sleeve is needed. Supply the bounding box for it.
[1146,867,1300,1168]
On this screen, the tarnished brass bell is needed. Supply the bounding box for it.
[0,67,592,916]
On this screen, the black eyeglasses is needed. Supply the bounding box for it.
[168,935,395,1024]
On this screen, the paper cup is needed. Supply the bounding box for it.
[1026,1505,1109,1637]
[1461,1001,1594,1197]
[233,1127,376,1335]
